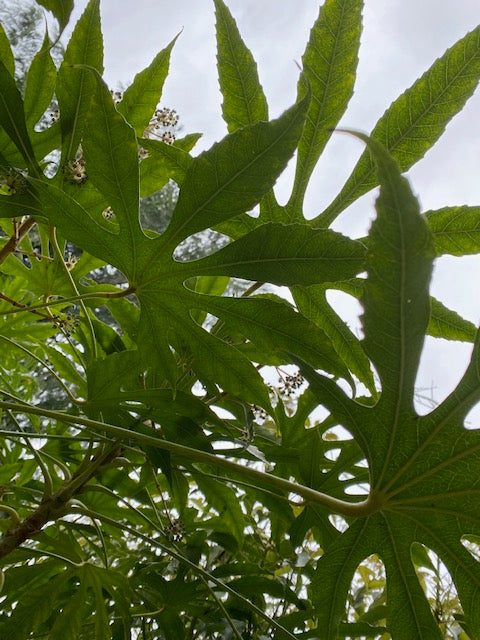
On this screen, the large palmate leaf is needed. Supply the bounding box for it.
[298,134,480,639]
[28,73,365,403]
[2,2,480,638]
[316,23,480,225]
[215,0,363,230]
[0,560,130,639]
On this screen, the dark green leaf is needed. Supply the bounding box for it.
[0,22,14,76]
[82,71,142,267]
[429,296,477,342]
[195,475,245,549]
[292,284,376,394]
[360,131,435,405]
[195,295,352,382]
[139,136,195,197]
[0,60,37,169]
[303,135,480,639]
[49,574,88,640]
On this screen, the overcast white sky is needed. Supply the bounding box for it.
[62,1,480,414]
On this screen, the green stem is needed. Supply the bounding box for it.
[19,545,82,567]
[6,410,54,497]
[0,335,83,405]
[0,504,20,526]
[0,430,104,442]
[1,287,135,317]
[49,226,98,359]
[0,400,374,518]
[40,450,72,482]
[199,573,244,640]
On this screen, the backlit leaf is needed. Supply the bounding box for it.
[34,0,74,35]
[56,0,103,163]
[24,31,57,128]
[317,24,480,225]
[425,205,480,256]
[214,0,268,132]
[289,0,363,215]
[118,35,178,137]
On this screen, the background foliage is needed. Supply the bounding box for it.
[0,1,480,638]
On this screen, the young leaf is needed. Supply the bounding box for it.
[288,0,363,215]
[214,0,268,132]
[317,23,480,225]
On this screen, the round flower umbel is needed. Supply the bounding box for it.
[0,167,28,195]
[144,107,179,144]
[279,372,305,398]
[62,156,87,185]
[102,206,116,221]
[51,311,81,337]
[153,107,179,127]
[64,252,79,270]
[164,518,186,542]
[158,130,176,145]
[49,109,60,123]
[110,89,123,105]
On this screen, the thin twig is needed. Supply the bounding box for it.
[0,216,36,265]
